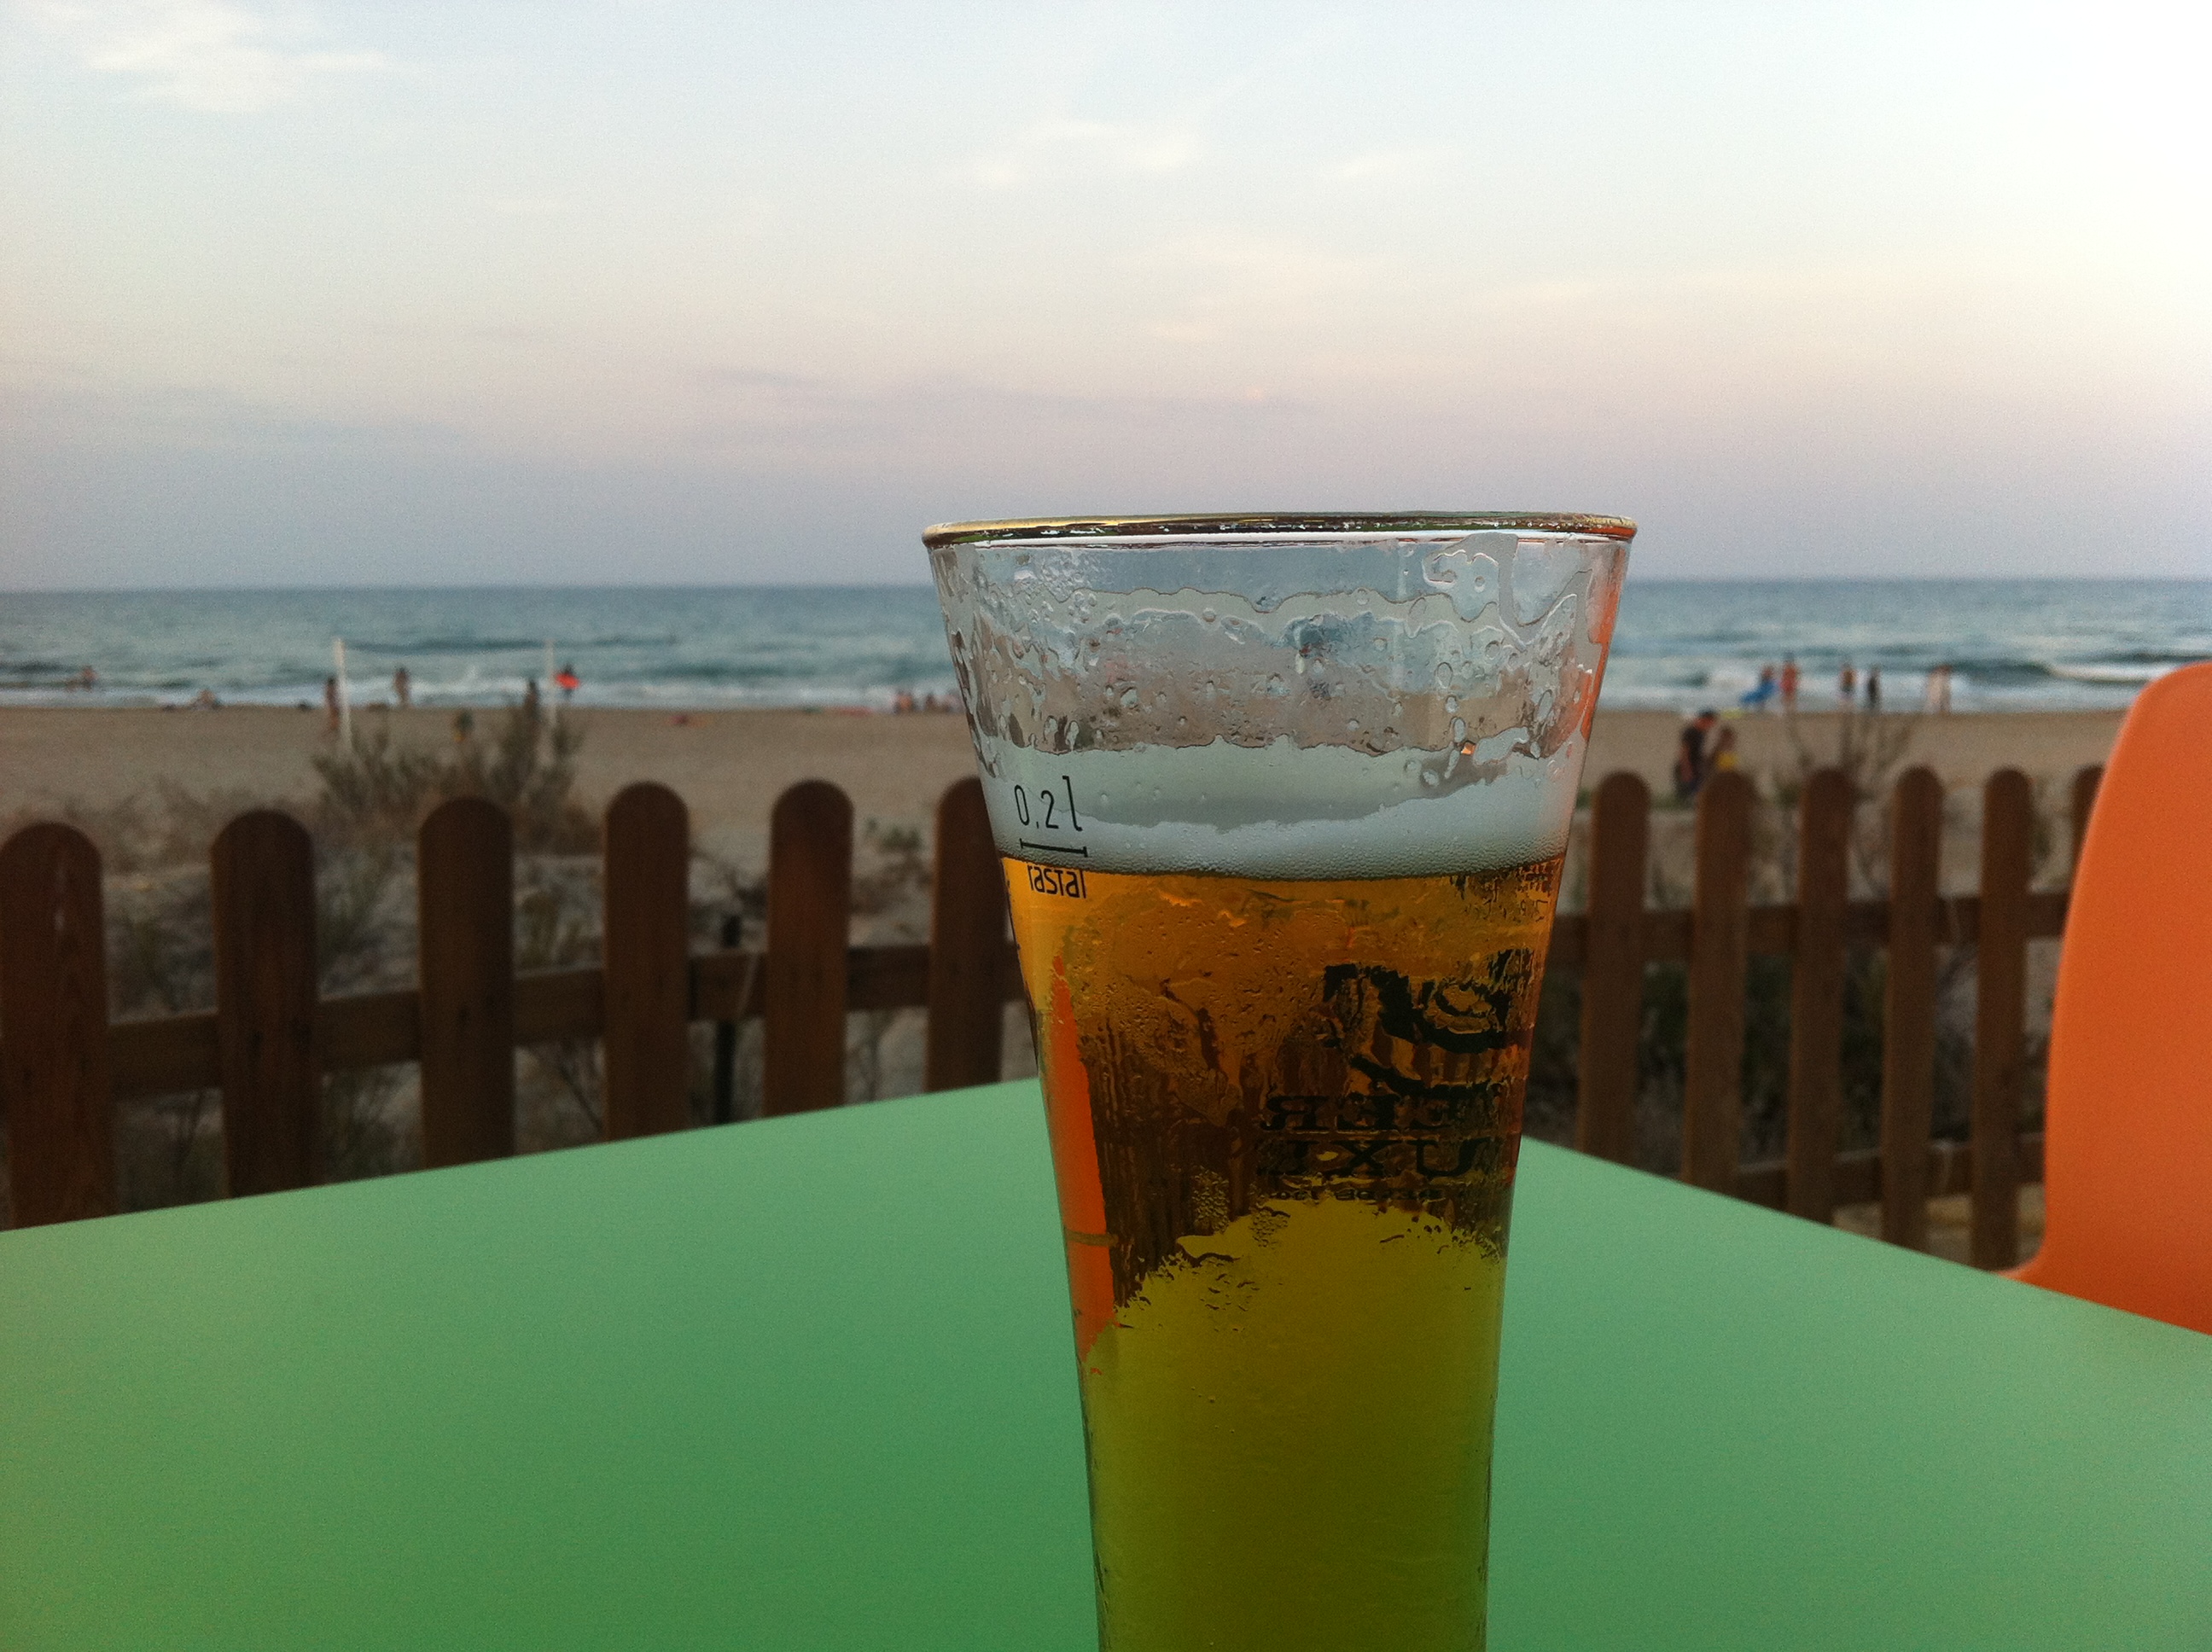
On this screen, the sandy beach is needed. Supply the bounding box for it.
[0,703,2127,871]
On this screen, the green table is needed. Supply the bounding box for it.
[4,1081,2209,1649]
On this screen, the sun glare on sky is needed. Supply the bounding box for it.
[1,2,2206,586]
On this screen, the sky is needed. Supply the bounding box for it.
[3,1,2209,589]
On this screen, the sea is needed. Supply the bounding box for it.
[0,580,2204,715]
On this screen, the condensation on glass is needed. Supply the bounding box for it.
[926,513,1633,881]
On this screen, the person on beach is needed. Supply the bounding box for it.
[1838,660,1858,706]
[1673,709,1716,801]
[556,662,580,703]
[1924,663,1953,714]
[1709,725,1739,775]
[1779,655,1801,713]
[393,666,412,710]
[1866,666,1882,712]
[452,708,474,745]
[323,675,341,735]
[523,678,542,722]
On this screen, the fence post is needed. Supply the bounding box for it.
[1682,771,1753,1193]
[211,811,321,1195]
[417,798,515,1166]
[1880,767,1943,1248]
[0,824,117,1226]
[1575,771,1648,1165]
[1971,769,2033,1268]
[925,777,1008,1093]
[711,913,742,1125]
[763,781,852,1115]
[602,783,691,1138]
[2069,765,2103,881]
[1784,768,1852,1222]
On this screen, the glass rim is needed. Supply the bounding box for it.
[922,511,1636,548]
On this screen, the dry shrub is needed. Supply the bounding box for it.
[0,783,278,876]
[313,704,596,852]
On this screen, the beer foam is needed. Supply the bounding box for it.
[977,732,1580,879]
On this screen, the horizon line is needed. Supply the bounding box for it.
[4,574,2209,599]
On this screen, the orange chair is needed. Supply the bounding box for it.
[2010,661,2212,1334]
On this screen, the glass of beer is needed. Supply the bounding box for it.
[926,513,1633,1652]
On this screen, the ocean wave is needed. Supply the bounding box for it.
[341,636,563,654]
[2043,661,2192,685]
[2095,649,2212,667]
[344,633,691,654]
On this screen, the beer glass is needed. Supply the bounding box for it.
[926,513,1633,1652]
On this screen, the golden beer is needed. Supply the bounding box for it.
[1005,854,1563,1652]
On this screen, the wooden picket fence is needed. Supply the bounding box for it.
[1569,763,2096,1271]
[0,778,1016,1230]
[0,765,2099,1268]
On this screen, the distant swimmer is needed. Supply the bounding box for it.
[1740,663,1778,711]
[393,666,412,710]
[78,666,97,692]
